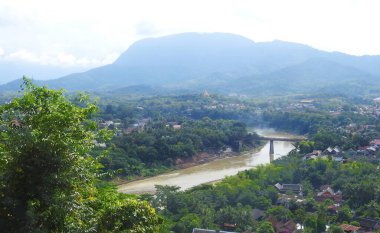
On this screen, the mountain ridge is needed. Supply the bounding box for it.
[1,32,380,96]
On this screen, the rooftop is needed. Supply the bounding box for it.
[340,223,361,232]
[193,229,237,233]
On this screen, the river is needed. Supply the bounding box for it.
[118,128,300,194]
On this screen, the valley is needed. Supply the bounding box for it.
[1,26,380,232]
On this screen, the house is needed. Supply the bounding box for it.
[333,157,345,163]
[104,120,114,126]
[370,139,380,147]
[275,183,303,196]
[340,223,360,233]
[192,228,237,233]
[223,223,237,231]
[268,217,297,233]
[315,185,342,203]
[92,140,106,148]
[327,204,340,214]
[99,120,114,128]
[367,146,377,155]
[324,147,341,155]
[303,154,318,160]
[172,124,182,130]
[304,150,322,160]
[305,150,322,157]
[356,218,380,232]
[276,194,306,208]
[325,147,333,154]
[311,150,322,156]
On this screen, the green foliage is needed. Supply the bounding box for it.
[103,116,256,177]
[337,205,353,222]
[149,152,380,232]
[257,221,275,233]
[328,225,344,233]
[94,186,159,233]
[266,206,293,221]
[298,140,315,153]
[0,78,159,232]
[350,221,360,227]
[173,213,201,233]
[216,204,255,231]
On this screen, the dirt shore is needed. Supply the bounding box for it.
[113,145,264,186]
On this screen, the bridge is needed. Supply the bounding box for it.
[257,136,305,162]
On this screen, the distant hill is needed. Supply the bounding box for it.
[228,58,379,96]
[0,60,85,85]
[1,32,380,96]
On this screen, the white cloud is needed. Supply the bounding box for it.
[5,49,117,67]
[57,53,76,66]
[0,47,4,56]
[8,49,39,63]
[1,0,380,70]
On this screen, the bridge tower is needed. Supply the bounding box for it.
[256,136,305,163]
[269,140,274,162]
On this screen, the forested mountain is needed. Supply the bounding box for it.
[1,32,380,96]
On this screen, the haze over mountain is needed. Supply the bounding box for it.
[1,32,380,96]
[0,61,86,85]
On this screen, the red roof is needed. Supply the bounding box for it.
[340,224,360,232]
[371,139,380,146]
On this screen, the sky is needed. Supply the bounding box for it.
[1,0,380,71]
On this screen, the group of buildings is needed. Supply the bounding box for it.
[303,138,380,162]
[193,181,380,233]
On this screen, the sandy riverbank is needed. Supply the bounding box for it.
[114,144,265,186]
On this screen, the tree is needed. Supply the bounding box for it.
[266,206,293,222]
[328,225,344,233]
[173,213,201,233]
[153,185,180,213]
[257,221,275,233]
[0,78,159,232]
[337,205,353,222]
[298,140,315,154]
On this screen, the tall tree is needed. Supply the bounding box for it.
[0,78,159,232]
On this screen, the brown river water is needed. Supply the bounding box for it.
[118,128,300,194]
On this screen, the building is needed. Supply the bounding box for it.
[370,139,380,147]
[172,124,182,130]
[268,217,297,233]
[275,183,303,196]
[340,223,361,233]
[192,228,237,233]
[356,218,380,232]
[315,185,342,203]
[324,147,341,155]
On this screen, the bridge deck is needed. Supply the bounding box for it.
[258,136,305,142]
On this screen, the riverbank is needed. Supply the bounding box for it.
[113,144,264,186]
[117,128,300,194]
